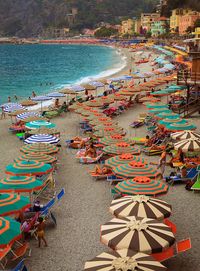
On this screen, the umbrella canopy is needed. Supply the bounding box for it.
[90,81,105,88]
[25,120,56,130]
[109,93,127,101]
[89,117,113,126]
[113,178,168,196]
[46,92,65,98]
[0,193,30,216]
[8,109,26,117]
[155,112,180,119]
[97,96,114,104]
[24,134,60,144]
[15,153,57,164]
[2,103,24,113]
[148,108,171,114]
[0,217,21,248]
[118,90,135,97]
[5,160,52,176]
[29,128,60,135]
[166,122,196,131]
[93,124,120,131]
[103,143,140,155]
[94,128,125,138]
[146,103,169,109]
[20,100,38,106]
[113,162,159,179]
[158,118,187,126]
[86,113,105,120]
[84,249,167,271]
[85,100,104,107]
[171,131,200,140]
[99,135,134,146]
[101,216,175,253]
[16,112,41,121]
[21,116,47,123]
[0,176,44,193]
[174,139,200,152]
[105,153,147,168]
[31,96,52,102]
[20,143,59,155]
[109,195,172,220]
[81,83,96,90]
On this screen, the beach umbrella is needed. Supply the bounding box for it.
[100,216,175,253]
[109,195,172,220]
[97,96,114,104]
[0,193,30,216]
[2,103,25,113]
[99,135,134,146]
[89,117,112,125]
[90,81,105,88]
[20,100,38,106]
[155,112,180,119]
[171,131,200,140]
[81,83,96,90]
[59,88,77,95]
[21,116,47,123]
[84,250,167,271]
[85,100,104,107]
[151,90,169,96]
[31,96,52,111]
[94,129,125,138]
[0,217,21,248]
[25,120,56,130]
[24,134,60,144]
[8,109,26,117]
[69,85,85,92]
[15,153,57,164]
[166,122,196,131]
[158,118,187,126]
[16,111,41,121]
[113,162,159,179]
[148,108,171,114]
[103,143,140,155]
[29,128,60,136]
[86,113,107,121]
[93,124,119,131]
[0,176,44,193]
[105,153,147,168]
[118,90,135,97]
[46,92,65,98]
[174,139,200,152]
[20,143,59,155]
[113,177,168,196]
[5,160,53,176]
[145,103,168,109]
[109,93,127,101]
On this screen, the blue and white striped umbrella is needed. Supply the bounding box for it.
[17,112,41,120]
[24,134,60,144]
[2,103,25,113]
[70,85,85,92]
[25,120,56,130]
[46,92,65,98]
[90,81,105,88]
[31,96,52,102]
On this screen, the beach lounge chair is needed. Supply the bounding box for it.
[11,259,28,271]
[191,172,200,191]
[76,150,103,164]
[56,188,65,202]
[131,137,146,145]
[107,175,124,185]
[165,168,198,185]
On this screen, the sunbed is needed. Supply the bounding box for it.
[191,173,200,191]
[76,150,103,164]
[165,168,198,185]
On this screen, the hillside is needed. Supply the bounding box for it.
[162,0,200,17]
[0,0,158,37]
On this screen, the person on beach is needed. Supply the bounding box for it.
[90,95,94,100]
[36,217,48,248]
[85,89,88,96]
[60,101,68,112]
[54,98,60,108]
[8,96,11,103]
[157,148,167,177]
[14,94,18,101]
[84,143,97,158]
[32,91,36,97]
[1,106,6,119]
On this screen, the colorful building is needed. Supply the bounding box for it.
[170,8,192,33]
[133,19,141,34]
[193,27,200,38]
[120,19,134,35]
[179,11,200,35]
[141,13,160,32]
[151,17,169,37]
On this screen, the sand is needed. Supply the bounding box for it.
[0,48,199,271]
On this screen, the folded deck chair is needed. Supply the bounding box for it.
[191,173,200,191]
[88,170,113,180]
[11,259,28,271]
[107,175,123,185]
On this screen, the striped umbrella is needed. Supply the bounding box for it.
[171,131,200,140]
[0,176,44,193]
[155,112,180,119]
[118,90,135,96]
[109,195,172,220]
[166,122,196,131]
[85,100,104,107]
[29,128,60,136]
[100,216,175,254]
[25,120,56,130]
[2,103,25,113]
[5,160,52,176]
[158,118,187,126]
[84,250,167,271]
[94,128,125,138]
[99,135,134,146]
[148,108,171,114]
[31,96,52,102]
[105,154,147,168]
[20,143,59,155]
[103,143,140,155]
[15,153,57,164]
[24,134,60,144]
[86,113,106,121]
[146,103,169,109]
[17,111,41,121]
[112,162,159,179]
[97,96,114,104]
[21,116,47,123]
[93,124,120,131]
[20,100,38,106]
[0,217,21,248]
[89,117,112,125]
[46,92,65,98]
[109,93,127,101]
[0,193,30,216]
[174,139,200,152]
[113,178,168,196]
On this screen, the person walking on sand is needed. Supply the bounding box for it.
[36,217,48,248]
[1,106,6,119]
[157,148,167,177]
[8,96,11,103]
[32,91,36,97]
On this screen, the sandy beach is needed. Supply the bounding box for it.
[0,47,200,271]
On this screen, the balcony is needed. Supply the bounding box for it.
[177,70,200,85]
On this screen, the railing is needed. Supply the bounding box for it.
[177,70,200,85]
[172,97,200,117]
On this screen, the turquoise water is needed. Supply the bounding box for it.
[0,44,125,103]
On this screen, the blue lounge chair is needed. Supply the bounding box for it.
[11,259,28,271]
[107,175,123,185]
[57,188,65,202]
[165,168,198,185]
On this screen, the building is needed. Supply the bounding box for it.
[133,19,141,34]
[170,8,192,33]
[179,11,200,35]
[120,19,134,35]
[141,13,160,32]
[151,17,169,37]
[193,27,200,38]
[42,28,70,38]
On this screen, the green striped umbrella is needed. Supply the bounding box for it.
[86,113,105,121]
[14,153,57,164]
[113,177,168,196]
[93,124,120,131]
[0,193,30,216]
[5,160,53,176]
[166,122,196,131]
[25,120,56,130]
[99,135,134,146]
[148,108,171,114]
[112,162,159,179]
[103,143,140,155]
[155,112,180,119]
[145,103,168,109]
[0,217,21,248]
[94,128,125,138]
[0,176,44,193]
[85,100,104,107]
[20,143,59,155]
[29,128,60,136]
[105,153,147,168]
[89,117,112,126]
[158,118,187,126]
[97,96,114,104]
[109,93,127,100]
[151,90,169,96]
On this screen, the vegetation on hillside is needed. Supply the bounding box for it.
[162,0,200,17]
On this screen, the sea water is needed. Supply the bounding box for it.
[0,44,126,103]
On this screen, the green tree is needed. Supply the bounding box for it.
[94,27,118,38]
[194,18,200,28]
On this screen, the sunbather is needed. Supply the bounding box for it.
[94,165,112,175]
[69,137,86,149]
[36,217,48,248]
[84,143,97,158]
